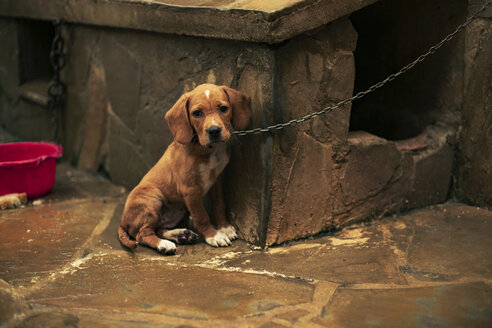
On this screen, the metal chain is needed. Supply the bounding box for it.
[48,19,66,142]
[233,0,492,136]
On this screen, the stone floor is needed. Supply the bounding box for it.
[0,163,491,328]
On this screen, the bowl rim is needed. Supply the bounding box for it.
[0,142,63,167]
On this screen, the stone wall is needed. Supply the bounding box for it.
[455,1,492,208]
[267,18,358,245]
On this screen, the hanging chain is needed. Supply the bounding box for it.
[233,0,492,136]
[48,19,66,142]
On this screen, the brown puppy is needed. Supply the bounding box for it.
[118,84,251,254]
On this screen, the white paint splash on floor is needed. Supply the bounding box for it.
[329,228,369,246]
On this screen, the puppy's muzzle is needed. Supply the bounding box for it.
[206,125,223,143]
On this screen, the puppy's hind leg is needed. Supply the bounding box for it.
[156,208,199,245]
[137,229,176,255]
[157,228,199,245]
[122,184,175,255]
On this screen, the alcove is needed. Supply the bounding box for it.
[17,19,55,106]
[349,0,467,141]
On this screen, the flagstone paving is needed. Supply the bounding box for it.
[0,163,491,327]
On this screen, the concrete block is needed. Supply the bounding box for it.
[77,61,108,172]
[456,17,492,207]
[407,144,454,209]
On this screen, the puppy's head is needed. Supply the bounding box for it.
[165,84,251,146]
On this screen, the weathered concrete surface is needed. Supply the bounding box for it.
[315,283,492,327]
[0,0,377,44]
[0,199,117,287]
[267,18,357,245]
[455,4,492,208]
[77,62,108,172]
[27,256,315,321]
[0,164,125,288]
[1,165,491,327]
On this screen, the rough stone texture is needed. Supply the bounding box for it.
[267,92,457,244]
[0,165,491,327]
[0,0,377,44]
[407,145,454,209]
[267,18,358,245]
[77,61,108,171]
[404,125,456,209]
[456,14,492,208]
[223,53,275,245]
[333,133,414,226]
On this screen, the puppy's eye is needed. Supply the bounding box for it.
[191,110,204,118]
[219,106,229,113]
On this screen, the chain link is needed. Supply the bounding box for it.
[48,19,66,142]
[233,0,492,136]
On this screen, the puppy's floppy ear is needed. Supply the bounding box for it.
[165,93,193,144]
[222,86,252,131]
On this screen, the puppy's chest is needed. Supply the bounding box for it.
[198,146,230,194]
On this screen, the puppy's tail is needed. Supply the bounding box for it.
[118,225,138,249]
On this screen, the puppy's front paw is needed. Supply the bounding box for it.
[206,231,232,247]
[157,239,176,255]
[218,225,237,240]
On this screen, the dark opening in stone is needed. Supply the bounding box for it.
[17,19,54,84]
[349,0,466,141]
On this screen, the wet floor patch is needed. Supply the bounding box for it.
[26,254,315,320]
[0,199,118,287]
[313,282,492,327]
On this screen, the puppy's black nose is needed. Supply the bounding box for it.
[206,126,222,137]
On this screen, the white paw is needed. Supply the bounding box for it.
[218,225,237,240]
[206,231,232,247]
[157,239,176,255]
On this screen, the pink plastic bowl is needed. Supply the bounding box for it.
[0,142,63,199]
